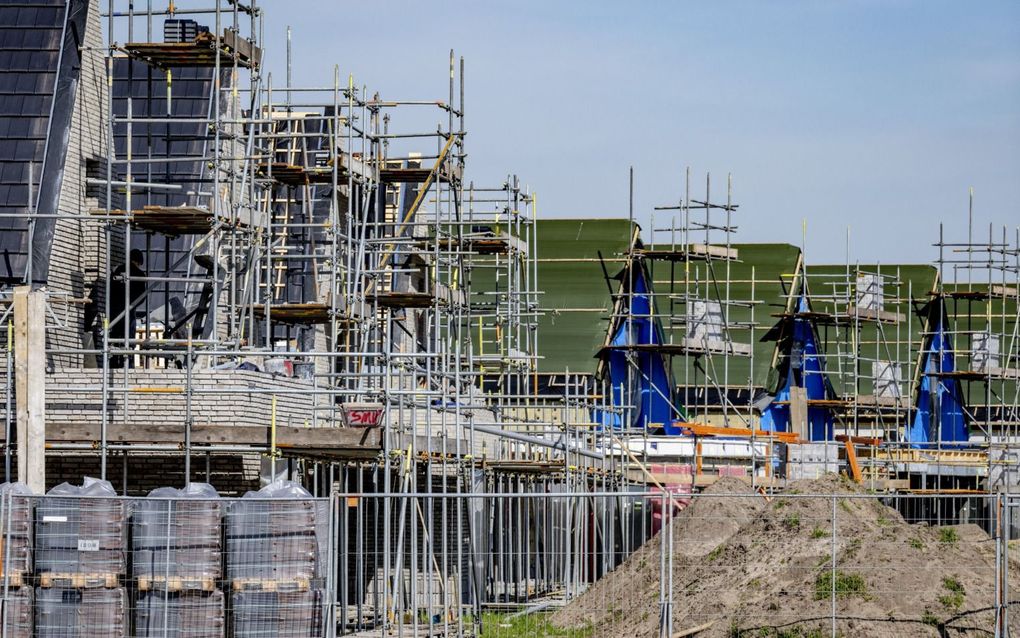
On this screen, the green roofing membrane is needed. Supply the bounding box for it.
[506,218,1018,419]
[534,218,635,373]
[531,222,806,379]
[939,282,1019,406]
[648,242,802,390]
[806,263,938,399]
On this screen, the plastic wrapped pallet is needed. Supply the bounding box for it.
[230,589,323,638]
[0,585,32,638]
[35,586,126,638]
[36,477,126,578]
[135,589,225,638]
[133,483,222,589]
[225,480,324,584]
[0,482,34,586]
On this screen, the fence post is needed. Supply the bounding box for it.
[995,493,1000,638]
[658,490,668,638]
[995,493,1006,638]
[329,493,339,638]
[1005,497,1011,637]
[165,498,174,636]
[1,491,10,638]
[831,495,837,638]
[666,490,674,637]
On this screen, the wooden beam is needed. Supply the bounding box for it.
[835,434,883,447]
[0,423,381,455]
[370,133,460,286]
[788,386,808,441]
[14,286,45,493]
[673,620,715,637]
[680,422,800,444]
[843,438,862,483]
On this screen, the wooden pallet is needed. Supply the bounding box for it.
[138,574,216,593]
[0,572,25,588]
[90,205,243,236]
[257,163,336,186]
[379,164,459,184]
[466,234,528,256]
[39,572,119,589]
[636,243,738,262]
[123,30,261,69]
[250,302,334,324]
[369,291,438,309]
[231,577,310,593]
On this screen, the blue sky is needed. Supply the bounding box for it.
[263,1,1020,264]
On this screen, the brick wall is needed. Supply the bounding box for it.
[46,2,110,370]
[0,366,334,430]
[39,368,333,429]
[43,451,262,496]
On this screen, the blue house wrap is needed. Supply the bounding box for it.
[760,295,833,441]
[907,300,968,447]
[601,263,685,433]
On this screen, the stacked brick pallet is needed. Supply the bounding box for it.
[0,483,34,638]
[0,478,325,637]
[225,481,325,637]
[35,478,127,637]
[133,484,224,638]
[0,588,32,638]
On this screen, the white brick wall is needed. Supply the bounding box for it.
[39,368,331,429]
[46,2,110,369]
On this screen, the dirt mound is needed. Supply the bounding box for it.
[549,477,761,632]
[552,475,1016,637]
[673,477,765,557]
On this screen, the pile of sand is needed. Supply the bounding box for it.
[551,475,1016,637]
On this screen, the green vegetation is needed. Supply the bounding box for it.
[908,537,924,550]
[838,499,852,514]
[708,544,725,562]
[921,610,940,627]
[938,576,965,612]
[942,576,964,593]
[480,613,592,637]
[782,514,801,530]
[813,570,868,601]
[938,527,959,546]
[810,526,828,539]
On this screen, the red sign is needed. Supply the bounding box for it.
[343,403,384,427]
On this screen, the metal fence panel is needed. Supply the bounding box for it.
[0,487,1016,636]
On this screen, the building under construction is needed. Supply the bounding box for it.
[0,1,1018,636]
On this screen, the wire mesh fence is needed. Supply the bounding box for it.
[0,481,1018,636]
[0,479,333,638]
